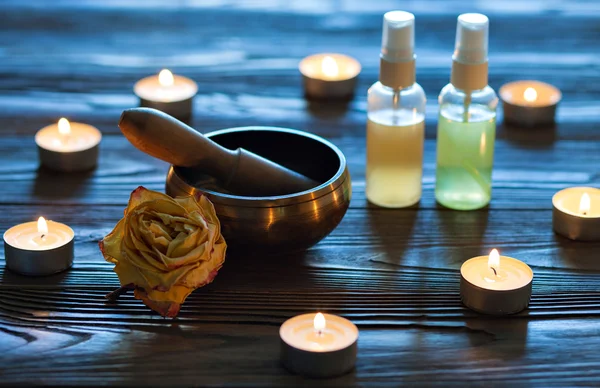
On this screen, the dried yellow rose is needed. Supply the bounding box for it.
[100,186,226,317]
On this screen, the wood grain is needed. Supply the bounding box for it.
[0,205,598,274]
[0,136,597,209]
[0,2,599,140]
[2,319,599,386]
[1,0,600,386]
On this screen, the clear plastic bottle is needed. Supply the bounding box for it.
[435,13,498,210]
[366,11,427,208]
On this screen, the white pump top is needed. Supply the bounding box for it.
[381,11,415,63]
[453,13,489,65]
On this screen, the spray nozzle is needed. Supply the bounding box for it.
[453,13,489,65]
[381,10,415,63]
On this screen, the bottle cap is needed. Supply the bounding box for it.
[453,13,489,65]
[381,11,415,63]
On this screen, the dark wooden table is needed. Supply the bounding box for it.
[1,1,599,386]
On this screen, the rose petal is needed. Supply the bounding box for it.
[180,236,226,288]
[166,231,190,257]
[100,218,126,262]
[142,284,194,304]
[132,255,198,290]
[175,196,203,215]
[134,288,182,318]
[128,187,180,213]
[197,196,221,226]
[111,258,153,291]
[148,220,173,241]
[123,244,167,272]
[155,212,190,226]
[181,253,225,288]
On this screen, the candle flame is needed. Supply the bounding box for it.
[488,249,500,269]
[158,69,174,87]
[58,118,71,136]
[314,312,326,332]
[321,56,339,78]
[524,87,537,103]
[37,217,48,235]
[580,192,591,215]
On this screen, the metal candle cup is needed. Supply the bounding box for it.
[280,313,358,378]
[552,187,600,241]
[3,218,74,276]
[460,250,533,315]
[299,53,361,100]
[35,118,101,172]
[500,80,561,127]
[134,69,197,122]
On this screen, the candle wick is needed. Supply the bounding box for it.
[491,267,497,276]
[41,234,46,239]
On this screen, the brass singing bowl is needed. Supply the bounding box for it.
[166,127,351,254]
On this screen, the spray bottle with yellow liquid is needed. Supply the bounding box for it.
[366,11,426,208]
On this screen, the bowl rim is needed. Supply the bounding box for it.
[169,126,349,208]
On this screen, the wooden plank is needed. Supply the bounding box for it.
[1,317,600,386]
[2,267,600,325]
[1,96,599,140]
[0,136,597,208]
[0,205,598,278]
[3,0,600,14]
[0,1,599,386]
[0,5,598,139]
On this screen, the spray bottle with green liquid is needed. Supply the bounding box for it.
[435,13,498,210]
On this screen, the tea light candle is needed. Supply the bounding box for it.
[499,80,561,127]
[4,217,75,276]
[553,187,600,241]
[280,312,358,378]
[460,249,533,315]
[134,69,198,122]
[35,118,102,172]
[299,54,361,100]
